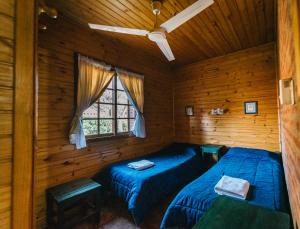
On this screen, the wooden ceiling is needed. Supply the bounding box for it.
[46,0,275,66]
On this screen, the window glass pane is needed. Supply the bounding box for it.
[99,89,113,103]
[117,90,128,104]
[117,105,128,118]
[100,119,113,134]
[107,79,113,89]
[83,119,98,135]
[82,104,98,118]
[117,77,124,90]
[117,119,128,133]
[100,104,113,118]
[130,119,135,131]
[129,106,136,118]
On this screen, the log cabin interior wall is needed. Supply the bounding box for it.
[278,0,300,227]
[0,0,14,228]
[2,0,296,228]
[173,43,280,152]
[1,0,35,227]
[36,15,174,227]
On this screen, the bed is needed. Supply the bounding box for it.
[94,143,205,225]
[160,147,286,229]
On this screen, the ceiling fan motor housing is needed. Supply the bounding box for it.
[152,0,162,15]
[148,29,166,42]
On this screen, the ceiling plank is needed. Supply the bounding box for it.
[45,0,275,66]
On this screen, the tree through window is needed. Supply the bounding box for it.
[82,76,136,138]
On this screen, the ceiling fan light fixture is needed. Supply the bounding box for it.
[151,0,162,15]
[147,30,166,42]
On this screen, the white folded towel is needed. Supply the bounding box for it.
[214,175,250,200]
[127,160,155,171]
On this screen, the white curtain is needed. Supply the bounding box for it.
[117,68,146,138]
[69,54,115,149]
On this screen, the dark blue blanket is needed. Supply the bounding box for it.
[161,147,285,229]
[95,143,204,225]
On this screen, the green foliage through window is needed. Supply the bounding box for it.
[82,76,136,138]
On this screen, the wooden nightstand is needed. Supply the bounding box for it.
[193,196,290,229]
[201,144,225,161]
[47,177,102,228]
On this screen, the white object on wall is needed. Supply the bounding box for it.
[279,79,295,105]
[211,108,224,115]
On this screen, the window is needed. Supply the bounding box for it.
[82,76,136,138]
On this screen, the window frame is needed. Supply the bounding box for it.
[82,75,136,140]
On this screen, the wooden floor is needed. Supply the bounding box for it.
[73,196,174,229]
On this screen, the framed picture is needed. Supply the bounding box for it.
[185,106,194,116]
[244,101,258,114]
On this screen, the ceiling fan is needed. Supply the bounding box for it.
[88,0,214,61]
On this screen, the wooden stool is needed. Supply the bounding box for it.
[46,177,102,228]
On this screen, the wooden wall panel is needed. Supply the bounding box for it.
[278,0,300,228]
[0,0,14,228]
[13,0,36,228]
[174,43,280,152]
[36,15,174,228]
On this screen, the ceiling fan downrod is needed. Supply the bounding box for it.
[152,0,162,28]
[151,0,162,15]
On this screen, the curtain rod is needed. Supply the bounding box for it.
[75,52,144,78]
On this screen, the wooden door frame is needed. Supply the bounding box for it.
[13,0,36,228]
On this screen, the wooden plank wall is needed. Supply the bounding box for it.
[13,0,36,228]
[173,43,280,152]
[0,0,15,228]
[36,15,174,228]
[278,0,300,228]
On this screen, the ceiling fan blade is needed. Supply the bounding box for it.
[88,23,149,36]
[155,38,175,61]
[160,0,214,33]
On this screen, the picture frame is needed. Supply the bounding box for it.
[244,101,258,114]
[185,106,194,116]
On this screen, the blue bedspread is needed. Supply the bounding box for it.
[95,143,204,225]
[161,147,285,229]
